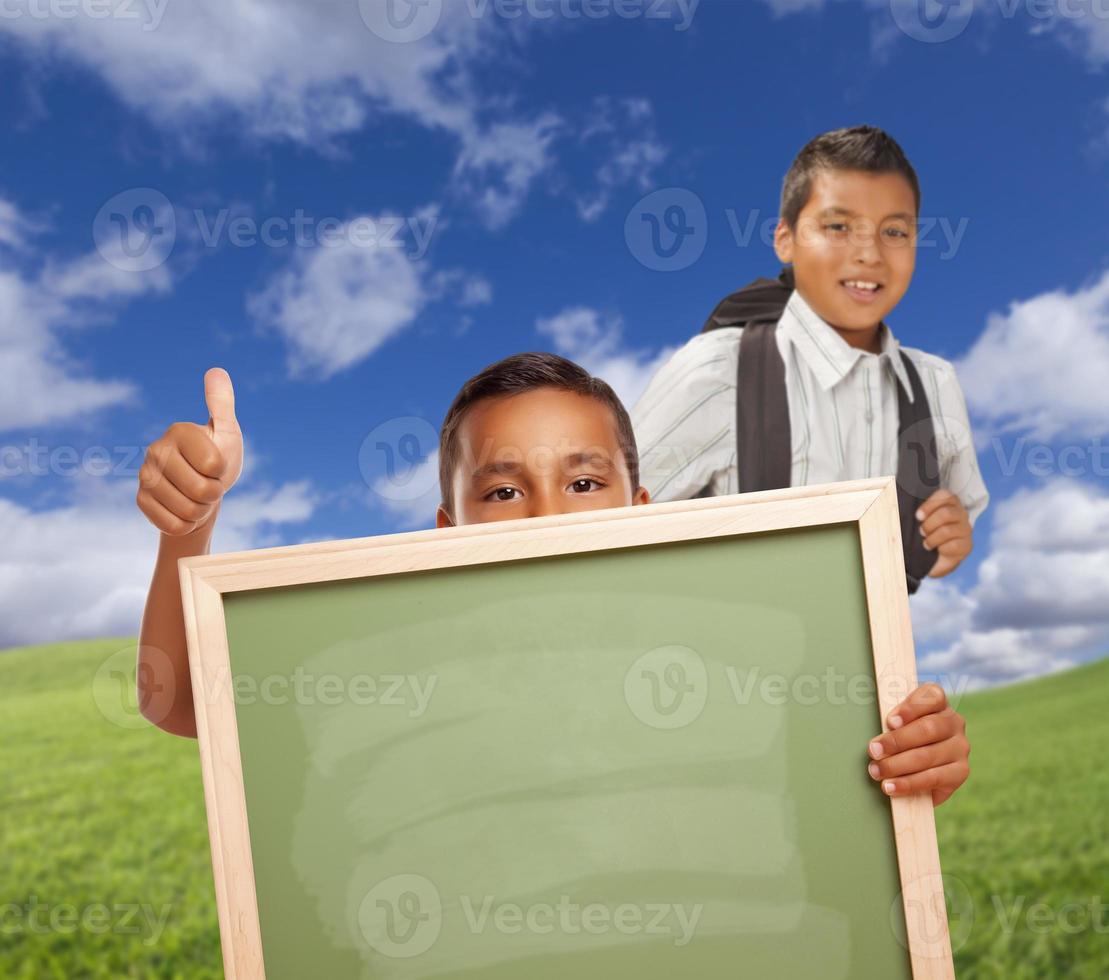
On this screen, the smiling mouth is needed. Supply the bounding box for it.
[841,279,884,302]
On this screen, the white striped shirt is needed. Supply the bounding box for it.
[631,288,990,524]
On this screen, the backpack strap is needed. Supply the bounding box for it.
[896,354,941,593]
[737,322,791,492]
[735,321,940,594]
[704,269,940,594]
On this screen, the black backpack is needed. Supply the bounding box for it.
[701,267,940,594]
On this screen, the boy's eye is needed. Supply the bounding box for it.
[486,486,521,502]
[884,227,909,239]
[825,223,849,233]
[569,478,605,494]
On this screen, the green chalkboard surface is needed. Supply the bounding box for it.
[222,523,912,979]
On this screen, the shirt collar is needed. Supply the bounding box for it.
[778,288,915,402]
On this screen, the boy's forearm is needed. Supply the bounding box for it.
[137,509,218,739]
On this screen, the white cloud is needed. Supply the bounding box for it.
[0,0,476,142]
[0,197,44,249]
[454,113,563,229]
[0,473,319,650]
[217,480,319,548]
[536,307,678,409]
[759,0,826,15]
[575,96,668,222]
[460,276,493,308]
[915,479,1109,689]
[0,197,170,434]
[918,626,1083,693]
[0,7,689,230]
[956,270,1109,442]
[909,579,975,649]
[371,451,442,532]
[970,481,1109,630]
[1027,1,1109,66]
[0,1,559,227]
[760,0,1109,68]
[246,217,428,380]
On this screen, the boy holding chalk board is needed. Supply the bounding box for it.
[632,125,989,595]
[135,352,970,804]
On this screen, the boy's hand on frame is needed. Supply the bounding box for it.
[917,489,972,578]
[866,682,970,808]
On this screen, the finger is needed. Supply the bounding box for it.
[868,735,967,780]
[878,761,969,798]
[137,486,201,536]
[145,441,224,504]
[932,787,957,807]
[143,464,218,525]
[873,713,962,758]
[884,682,950,730]
[928,553,960,578]
[935,534,972,560]
[915,489,956,521]
[204,367,239,436]
[923,523,970,553]
[871,710,962,760]
[170,423,227,481]
[919,504,964,536]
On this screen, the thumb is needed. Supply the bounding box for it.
[204,367,239,437]
[928,554,957,578]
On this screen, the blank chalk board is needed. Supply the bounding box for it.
[180,477,955,979]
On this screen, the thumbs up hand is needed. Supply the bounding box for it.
[136,368,245,536]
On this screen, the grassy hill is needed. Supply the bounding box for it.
[0,637,1105,978]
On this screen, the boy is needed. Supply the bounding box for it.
[135,353,970,805]
[632,125,989,594]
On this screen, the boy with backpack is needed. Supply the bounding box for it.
[632,125,988,594]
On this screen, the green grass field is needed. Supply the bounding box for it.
[1,636,1105,978]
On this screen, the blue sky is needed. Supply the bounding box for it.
[1,0,1107,687]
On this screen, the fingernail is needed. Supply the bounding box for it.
[919,525,927,536]
[869,741,884,759]
[868,763,880,779]
[888,714,903,729]
[915,509,924,520]
[883,780,896,795]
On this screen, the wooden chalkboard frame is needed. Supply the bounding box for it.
[179,475,955,979]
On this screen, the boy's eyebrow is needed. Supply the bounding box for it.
[468,451,615,484]
[563,451,614,468]
[817,206,915,222]
[469,460,523,483]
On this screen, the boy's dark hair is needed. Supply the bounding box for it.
[780,125,921,228]
[438,352,640,519]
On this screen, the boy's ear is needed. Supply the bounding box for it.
[633,486,650,506]
[435,505,455,529]
[773,219,794,265]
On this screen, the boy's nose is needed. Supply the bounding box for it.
[526,486,567,519]
[852,239,882,265]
